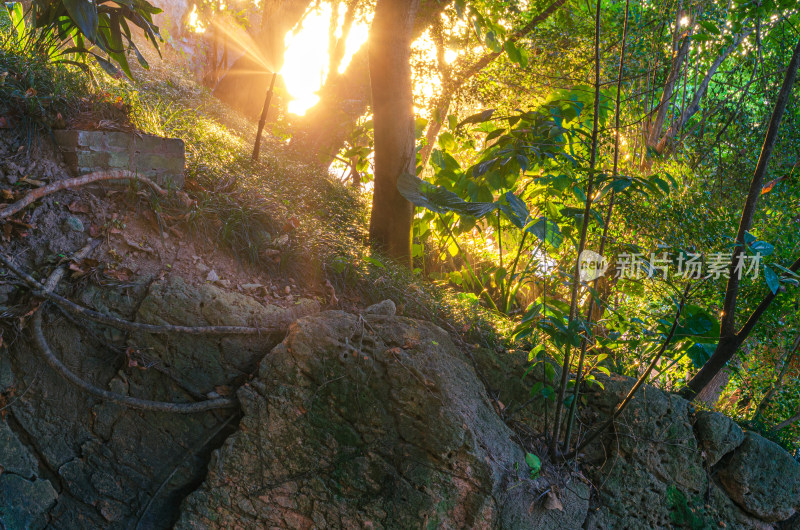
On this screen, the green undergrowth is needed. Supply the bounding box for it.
[0,27,85,136]
[102,60,512,349]
[0,13,132,141]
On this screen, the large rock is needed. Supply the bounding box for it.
[0,420,59,529]
[579,375,777,529]
[717,431,800,521]
[694,410,745,466]
[133,276,319,395]
[2,274,317,528]
[176,311,590,529]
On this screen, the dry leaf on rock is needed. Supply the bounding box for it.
[544,490,563,511]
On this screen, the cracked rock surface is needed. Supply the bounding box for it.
[176,311,590,529]
[0,277,313,528]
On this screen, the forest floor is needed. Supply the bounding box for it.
[0,50,511,369]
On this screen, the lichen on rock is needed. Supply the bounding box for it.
[176,310,589,529]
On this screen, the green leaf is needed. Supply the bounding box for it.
[364,256,386,269]
[499,192,529,229]
[398,172,499,218]
[485,31,502,53]
[675,305,719,339]
[438,132,456,151]
[528,217,563,248]
[62,0,99,42]
[414,117,428,138]
[458,109,495,128]
[485,128,506,142]
[750,240,774,257]
[685,343,714,368]
[764,266,780,294]
[524,453,541,479]
[503,39,522,64]
[572,185,587,203]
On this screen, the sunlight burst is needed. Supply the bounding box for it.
[187,5,206,34]
[281,4,369,115]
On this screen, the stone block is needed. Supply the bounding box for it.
[53,130,184,188]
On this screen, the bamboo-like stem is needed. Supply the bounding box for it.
[563,0,631,452]
[549,0,603,460]
[252,71,278,161]
[563,283,691,459]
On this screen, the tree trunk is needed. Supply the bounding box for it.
[655,25,753,154]
[289,0,452,165]
[646,4,692,150]
[682,37,800,400]
[328,0,358,76]
[368,0,420,265]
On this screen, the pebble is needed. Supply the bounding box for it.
[64,216,84,232]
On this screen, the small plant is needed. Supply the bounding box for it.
[3,0,162,78]
[524,452,541,479]
[666,485,707,529]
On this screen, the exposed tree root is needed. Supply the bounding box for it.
[27,243,239,414]
[32,312,238,412]
[0,254,288,335]
[0,170,167,220]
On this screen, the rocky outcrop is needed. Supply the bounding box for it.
[717,432,800,522]
[0,422,58,527]
[176,310,590,529]
[694,409,745,465]
[132,276,318,395]
[0,276,316,528]
[576,373,799,529]
[3,287,799,528]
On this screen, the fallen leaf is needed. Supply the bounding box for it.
[20,176,44,187]
[124,237,154,254]
[105,267,133,282]
[214,385,232,396]
[544,491,563,511]
[282,216,300,232]
[177,191,196,209]
[761,174,789,195]
[68,262,87,277]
